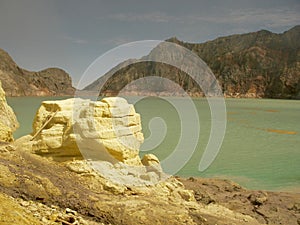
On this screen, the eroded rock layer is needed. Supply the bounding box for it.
[0,80,19,142]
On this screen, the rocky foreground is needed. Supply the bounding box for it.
[0,82,299,224]
[0,141,299,225]
[179,177,300,225]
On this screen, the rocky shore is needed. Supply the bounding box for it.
[0,82,299,225]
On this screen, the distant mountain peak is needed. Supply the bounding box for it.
[84,25,300,99]
[0,48,75,96]
[165,36,183,44]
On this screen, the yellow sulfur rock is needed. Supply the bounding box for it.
[0,80,19,142]
[28,97,144,165]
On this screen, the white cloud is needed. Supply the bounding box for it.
[62,35,88,44]
[185,5,300,28]
[228,6,300,27]
[108,5,299,32]
[110,12,177,23]
[105,37,135,46]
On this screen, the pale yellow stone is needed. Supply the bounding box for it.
[0,164,18,187]
[29,97,144,165]
[101,137,141,164]
[0,122,13,142]
[94,114,141,129]
[177,189,195,202]
[108,104,135,118]
[0,80,19,142]
[41,124,64,149]
[90,101,110,117]
[134,132,144,143]
[102,97,136,117]
[101,97,128,107]
[141,154,160,166]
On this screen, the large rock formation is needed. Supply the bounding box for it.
[19,97,167,186]
[0,48,75,96]
[29,97,143,164]
[0,80,19,142]
[84,25,300,99]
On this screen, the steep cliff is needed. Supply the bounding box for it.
[0,80,19,142]
[0,48,75,96]
[84,25,300,99]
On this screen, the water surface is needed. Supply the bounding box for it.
[7,96,300,192]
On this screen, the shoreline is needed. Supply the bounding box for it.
[6,94,300,102]
[176,174,300,194]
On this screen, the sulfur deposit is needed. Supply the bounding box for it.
[29,97,142,163]
[0,80,19,142]
[20,97,166,186]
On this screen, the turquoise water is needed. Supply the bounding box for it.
[7,97,300,192]
[7,96,70,137]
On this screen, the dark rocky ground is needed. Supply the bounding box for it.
[179,176,300,225]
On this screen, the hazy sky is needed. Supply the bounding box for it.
[0,0,299,87]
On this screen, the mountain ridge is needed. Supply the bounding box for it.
[84,25,300,99]
[0,48,75,97]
